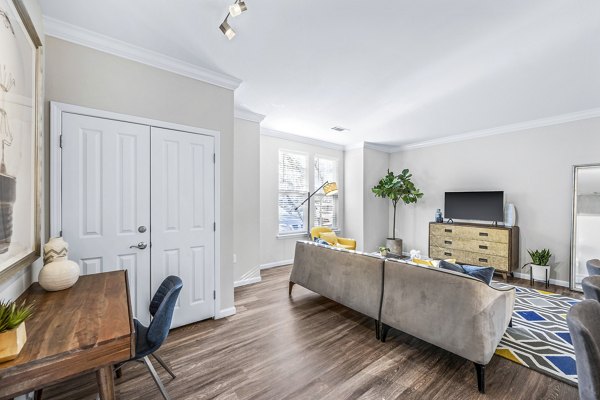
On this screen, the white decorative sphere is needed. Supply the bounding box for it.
[38,257,80,291]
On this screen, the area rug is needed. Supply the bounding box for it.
[494,285,580,386]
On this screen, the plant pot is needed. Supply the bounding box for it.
[386,238,403,255]
[38,256,80,291]
[531,264,550,282]
[0,322,27,363]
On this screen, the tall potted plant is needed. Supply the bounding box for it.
[372,169,423,254]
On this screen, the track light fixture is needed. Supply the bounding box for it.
[229,1,247,17]
[219,17,236,40]
[219,0,247,40]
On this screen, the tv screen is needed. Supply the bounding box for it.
[444,191,504,222]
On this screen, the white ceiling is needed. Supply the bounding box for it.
[39,0,600,147]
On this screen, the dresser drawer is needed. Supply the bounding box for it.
[430,224,508,244]
[430,247,468,261]
[430,236,508,257]
[462,252,509,271]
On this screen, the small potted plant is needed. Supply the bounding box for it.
[379,246,390,257]
[372,169,423,254]
[526,249,552,286]
[0,300,34,363]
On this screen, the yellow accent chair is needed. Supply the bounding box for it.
[310,227,357,250]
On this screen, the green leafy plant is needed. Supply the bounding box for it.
[527,249,552,266]
[372,169,423,239]
[0,300,34,333]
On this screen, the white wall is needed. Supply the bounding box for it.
[389,117,600,285]
[0,0,45,301]
[363,148,391,252]
[233,118,261,285]
[260,134,345,266]
[44,37,236,312]
[343,148,364,250]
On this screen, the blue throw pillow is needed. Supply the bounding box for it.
[439,260,495,285]
[462,265,495,285]
[314,237,330,246]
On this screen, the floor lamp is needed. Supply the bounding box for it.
[294,181,338,237]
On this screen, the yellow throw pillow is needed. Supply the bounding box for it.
[413,258,434,267]
[320,232,338,245]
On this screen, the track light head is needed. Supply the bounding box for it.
[219,18,236,40]
[229,1,247,17]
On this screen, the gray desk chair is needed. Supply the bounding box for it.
[586,259,600,276]
[582,276,600,302]
[116,276,183,400]
[567,299,600,400]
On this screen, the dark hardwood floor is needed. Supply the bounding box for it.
[42,266,580,400]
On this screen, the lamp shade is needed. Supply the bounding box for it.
[323,182,338,196]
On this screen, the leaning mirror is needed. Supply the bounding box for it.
[571,164,600,291]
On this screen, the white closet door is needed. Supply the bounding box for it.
[61,113,152,324]
[150,127,215,327]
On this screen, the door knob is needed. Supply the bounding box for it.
[138,226,147,233]
[130,242,148,250]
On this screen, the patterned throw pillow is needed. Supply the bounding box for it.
[319,232,338,245]
[313,237,330,246]
[439,260,495,285]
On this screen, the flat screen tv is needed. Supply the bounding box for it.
[444,191,504,222]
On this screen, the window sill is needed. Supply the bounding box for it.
[276,229,341,240]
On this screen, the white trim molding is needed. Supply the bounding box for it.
[215,307,237,319]
[512,272,569,288]
[261,128,345,151]
[235,108,266,123]
[260,259,294,270]
[345,141,395,153]
[44,16,242,91]
[393,107,600,152]
[234,276,262,288]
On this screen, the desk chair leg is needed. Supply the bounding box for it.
[152,353,176,379]
[143,356,171,400]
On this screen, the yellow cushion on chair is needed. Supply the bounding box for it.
[320,232,338,245]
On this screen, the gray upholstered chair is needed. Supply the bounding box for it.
[586,259,600,276]
[583,276,600,302]
[567,300,600,400]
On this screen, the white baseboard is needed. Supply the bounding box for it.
[234,276,262,288]
[512,271,569,288]
[215,306,236,319]
[260,259,294,270]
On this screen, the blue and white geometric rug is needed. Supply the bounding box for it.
[494,285,580,386]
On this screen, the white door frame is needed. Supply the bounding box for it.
[49,101,224,319]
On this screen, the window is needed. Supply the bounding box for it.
[278,151,307,234]
[314,156,338,229]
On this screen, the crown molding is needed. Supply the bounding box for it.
[392,107,600,152]
[235,108,265,123]
[260,128,345,151]
[345,142,395,153]
[43,16,242,91]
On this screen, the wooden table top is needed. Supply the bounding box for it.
[0,271,134,399]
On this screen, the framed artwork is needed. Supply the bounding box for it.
[0,0,42,284]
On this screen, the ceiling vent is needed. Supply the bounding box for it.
[331,126,349,132]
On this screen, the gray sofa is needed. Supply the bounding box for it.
[289,240,515,393]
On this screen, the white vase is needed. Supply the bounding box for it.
[504,203,516,227]
[38,256,80,291]
[43,237,69,264]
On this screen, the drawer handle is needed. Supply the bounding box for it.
[479,245,488,250]
[444,252,452,257]
[444,229,453,233]
[479,232,489,237]
[479,258,488,263]
[444,240,452,245]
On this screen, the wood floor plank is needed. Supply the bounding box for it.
[41,266,580,400]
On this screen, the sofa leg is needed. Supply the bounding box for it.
[288,281,295,296]
[474,363,485,394]
[381,323,391,343]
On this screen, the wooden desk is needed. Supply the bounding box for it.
[0,271,135,400]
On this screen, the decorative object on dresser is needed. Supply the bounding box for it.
[428,222,519,280]
[524,248,552,288]
[38,237,80,291]
[435,209,443,223]
[0,299,33,363]
[372,169,423,254]
[504,203,517,227]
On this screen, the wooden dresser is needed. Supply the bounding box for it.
[429,222,519,279]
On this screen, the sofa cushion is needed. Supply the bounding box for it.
[320,231,338,245]
[439,260,466,273]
